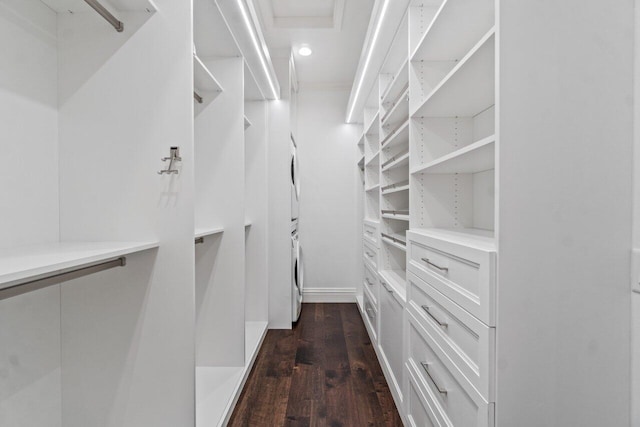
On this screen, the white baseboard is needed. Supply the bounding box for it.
[302,287,356,303]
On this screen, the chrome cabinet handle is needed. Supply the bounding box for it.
[421,305,448,328]
[365,307,375,319]
[421,258,448,272]
[365,278,373,286]
[366,252,374,257]
[365,230,373,235]
[381,281,393,294]
[420,362,447,395]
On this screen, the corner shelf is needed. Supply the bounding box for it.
[0,241,159,291]
[412,29,495,118]
[412,135,495,174]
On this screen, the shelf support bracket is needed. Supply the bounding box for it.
[0,257,126,301]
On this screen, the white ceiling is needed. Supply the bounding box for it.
[253,0,375,87]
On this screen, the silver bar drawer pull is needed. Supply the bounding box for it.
[421,362,447,395]
[381,281,393,294]
[421,305,448,328]
[365,278,373,286]
[366,307,375,319]
[421,258,448,272]
[366,252,374,257]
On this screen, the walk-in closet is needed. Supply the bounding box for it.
[1,0,640,426]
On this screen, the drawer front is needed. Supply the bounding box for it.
[363,290,377,342]
[363,240,378,270]
[364,222,379,247]
[407,233,496,326]
[364,263,379,305]
[407,312,490,427]
[408,272,495,401]
[379,287,404,398]
[406,368,440,427]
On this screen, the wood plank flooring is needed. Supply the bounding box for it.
[228,303,403,427]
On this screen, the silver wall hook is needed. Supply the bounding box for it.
[158,146,182,175]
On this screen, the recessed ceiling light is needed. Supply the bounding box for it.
[298,46,312,56]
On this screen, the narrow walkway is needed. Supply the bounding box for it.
[229,303,403,426]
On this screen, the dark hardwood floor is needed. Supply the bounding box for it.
[228,303,403,427]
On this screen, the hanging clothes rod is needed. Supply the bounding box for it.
[84,0,124,32]
[194,91,203,104]
[0,257,126,301]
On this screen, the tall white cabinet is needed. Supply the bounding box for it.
[356,1,635,425]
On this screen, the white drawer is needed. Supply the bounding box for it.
[363,289,377,342]
[407,230,496,326]
[407,312,492,427]
[363,263,379,305]
[406,365,442,427]
[363,240,378,270]
[408,272,495,401]
[364,221,379,247]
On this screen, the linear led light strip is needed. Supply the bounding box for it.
[346,0,390,123]
[236,0,279,100]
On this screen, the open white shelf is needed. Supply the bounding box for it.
[40,0,156,14]
[358,155,365,169]
[412,135,495,174]
[381,60,409,107]
[382,151,410,172]
[195,227,225,239]
[0,241,159,291]
[381,212,410,222]
[412,29,495,118]
[410,0,495,62]
[381,182,409,195]
[366,184,381,192]
[365,151,380,167]
[379,269,407,302]
[244,116,252,130]
[381,87,409,126]
[409,227,496,252]
[194,54,223,94]
[365,112,380,136]
[381,119,410,149]
[381,233,407,252]
[195,321,267,427]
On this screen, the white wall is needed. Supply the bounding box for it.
[498,1,633,425]
[297,87,360,302]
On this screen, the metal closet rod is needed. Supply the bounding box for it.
[84,0,124,32]
[194,92,203,104]
[0,257,126,301]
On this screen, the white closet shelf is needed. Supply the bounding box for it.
[409,227,496,252]
[365,184,381,192]
[382,151,410,172]
[244,222,252,228]
[381,182,409,195]
[381,233,407,251]
[357,133,365,146]
[244,116,252,130]
[365,151,380,167]
[379,269,407,302]
[381,59,409,107]
[364,217,381,225]
[195,227,224,239]
[358,155,365,169]
[412,29,495,118]
[412,135,495,175]
[0,241,159,290]
[194,54,223,94]
[410,0,494,62]
[381,212,410,222]
[380,119,410,149]
[381,87,409,127]
[365,112,380,136]
[41,0,156,14]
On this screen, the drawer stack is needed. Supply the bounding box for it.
[405,229,496,426]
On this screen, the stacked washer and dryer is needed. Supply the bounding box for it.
[290,135,304,322]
